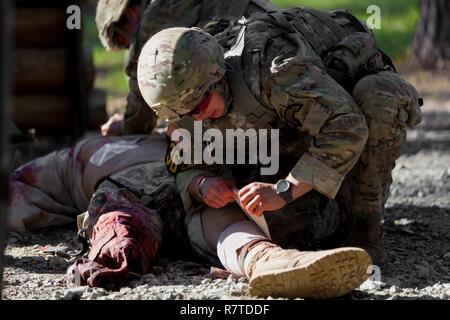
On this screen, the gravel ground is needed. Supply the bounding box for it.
[2,83,450,300]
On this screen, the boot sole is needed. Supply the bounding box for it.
[249,247,372,299]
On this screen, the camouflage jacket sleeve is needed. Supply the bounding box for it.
[122,0,203,134]
[259,42,369,199]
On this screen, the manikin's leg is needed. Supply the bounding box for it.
[8,147,88,232]
[187,204,372,298]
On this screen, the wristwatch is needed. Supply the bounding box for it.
[275,179,294,204]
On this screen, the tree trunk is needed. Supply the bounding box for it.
[413,0,450,69]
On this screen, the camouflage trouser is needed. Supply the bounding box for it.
[338,71,422,228]
[185,70,421,266]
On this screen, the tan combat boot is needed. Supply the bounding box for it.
[243,243,372,299]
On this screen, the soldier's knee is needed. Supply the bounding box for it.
[352,71,421,144]
[353,71,422,129]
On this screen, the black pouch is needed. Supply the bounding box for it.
[324,32,383,91]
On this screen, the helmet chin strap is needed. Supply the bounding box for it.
[209,76,233,116]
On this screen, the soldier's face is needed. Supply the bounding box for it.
[191,91,226,121]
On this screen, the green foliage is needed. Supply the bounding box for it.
[84,15,128,96]
[86,0,420,96]
[275,0,420,59]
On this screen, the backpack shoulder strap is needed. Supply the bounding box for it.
[224,19,275,128]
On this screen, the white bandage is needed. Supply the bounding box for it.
[217,221,268,276]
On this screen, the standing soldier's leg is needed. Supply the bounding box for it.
[342,71,422,264]
[122,74,158,134]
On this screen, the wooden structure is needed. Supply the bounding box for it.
[12,0,106,139]
[0,0,13,298]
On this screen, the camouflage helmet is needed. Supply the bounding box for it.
[137,27,225,122]
[96,0,143,51]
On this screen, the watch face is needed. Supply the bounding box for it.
[277,180,290,193]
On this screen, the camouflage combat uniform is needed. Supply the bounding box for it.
[163,8,423,264]
[96,0,149,51]
[122,0,278,134]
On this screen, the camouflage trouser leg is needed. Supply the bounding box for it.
[122,75,158,135]
[265,191,343,251]
[338,71,422,238]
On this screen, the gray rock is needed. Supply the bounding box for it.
[226,275,234,284]
[360,280,386,291]
[439,292,448,300]
[119,287,132,294]
[91,288,108,299]
[236,282,248,291]
[389,286,401,294]
[63,287,87,300]
[403,288,414,294]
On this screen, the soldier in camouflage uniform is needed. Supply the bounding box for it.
[96,0,278,135]
[137,7,422,298]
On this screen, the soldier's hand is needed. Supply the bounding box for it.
[101,113,124,136]
[238,182,286,217]
[199,177,236,209]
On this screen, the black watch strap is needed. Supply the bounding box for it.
[276,180,294,204]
